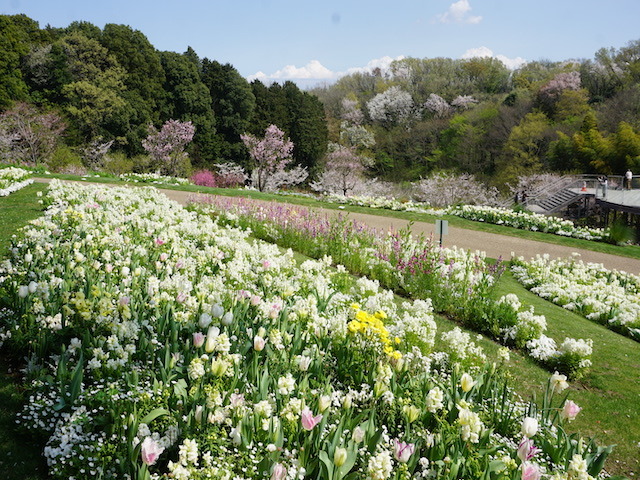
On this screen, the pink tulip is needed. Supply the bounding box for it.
[521,462,541,480]
[300,407,322,431]
[560,400,581,422]
[140,436,164,466]
[271,463,287,480]
[393,439,415,463]
[193,332,205,348]
[517,437,540,462]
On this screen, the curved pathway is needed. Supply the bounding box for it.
[35,178,640,273]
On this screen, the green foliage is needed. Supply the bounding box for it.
[102,152,134,175]
[0,14,40,108]
[201,59,255,162]
[46,144,83,172]
[496,112,553,184]
[160,51,218,164]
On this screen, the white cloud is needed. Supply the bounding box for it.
[436,0,482,24]
[461,46,527,70]
[248,55,406,86]
[248,60,335,82]
[344,55,406,76]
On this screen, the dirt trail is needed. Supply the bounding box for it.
[35,178,640,273]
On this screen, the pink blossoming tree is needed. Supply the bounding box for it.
[241,124,307,192]
[142,119,195,176]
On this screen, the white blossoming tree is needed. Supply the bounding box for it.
[414,172,503,207]
[366,86,420,126]
[423,93,452,118]
[311,143,373,196]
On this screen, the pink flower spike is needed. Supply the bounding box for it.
[300,407,323,431]
[393,438,415,463]
[140,436,164,466]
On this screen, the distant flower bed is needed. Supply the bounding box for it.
[318,194,610,243]
[0,166,33,196]
[447,205,608,242]
[511,254,640,341]
[120,172,190,186]
[322,193,436,214]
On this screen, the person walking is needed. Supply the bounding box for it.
[625,169,633,189]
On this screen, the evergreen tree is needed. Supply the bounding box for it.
[201,59,255,162]
[160,51,217,164]
[0,14,40,108]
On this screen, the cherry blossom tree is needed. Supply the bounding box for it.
[340,97,364,125]
[414,172,503,207]
[241,124,307,192]
[0,102,65,166]
[214,162,248,188]
[142,119,195,176]
[366,86,420,126]
[423,93,452,118]
[81,138,114,170]
[451,95,478,110]
[340,122,376,149]
[311,143,372,196]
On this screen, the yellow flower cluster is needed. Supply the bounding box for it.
[347,304,402,360]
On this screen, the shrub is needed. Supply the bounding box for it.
[46,145,83,173]
[190,169,217,188]
[102,152,134,175]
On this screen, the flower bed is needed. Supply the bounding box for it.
[317,194,610,243]
[446,205,608,242]
[192,195,592,378]
[0,166,33,196]
[511,254,640,341]
[0,181,608,479]
[120,172,191,186]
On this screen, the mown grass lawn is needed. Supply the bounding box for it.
[0,183,49,479]
[2,179,638,478]
[492,271,640,477]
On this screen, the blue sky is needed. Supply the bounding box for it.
[3,0,640,87]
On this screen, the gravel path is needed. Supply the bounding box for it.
[35,178,640,273]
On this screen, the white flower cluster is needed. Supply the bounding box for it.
[448,205,607,242]
[119,172,190,185]
[512,254,640,341]
[0,166,33,196]
[496,293,592,376]
[439,327,486,366]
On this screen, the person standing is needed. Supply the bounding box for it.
[625,169,633,189]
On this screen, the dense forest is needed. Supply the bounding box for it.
[2,13,640,187]
[0,14,327,175]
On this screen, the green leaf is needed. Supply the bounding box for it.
[318,450,334,480]
[140,407,170,425]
